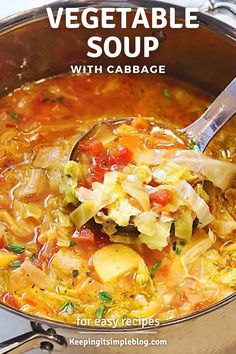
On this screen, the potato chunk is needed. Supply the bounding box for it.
[51,248,88,279]
[92,244,149,283]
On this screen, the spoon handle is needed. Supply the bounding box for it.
[180,77,236,152]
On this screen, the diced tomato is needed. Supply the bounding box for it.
[150,189,172,207]
[107,148,132,168]
[140,244,170,267]
[79,139,105,157]
[173,291,188,307]
[132,116,150,131]
[90,165,106,183]
[159,264,170,277]
[116,148,133,165]
[74,227,95,245]
[3,293,20,309]
[194,299,213,311]
[0,237,4,249]
[38,239,59,264]
[17,254,26,263]
[79,179,92,189]
[148,178,159,187]
[94,232,111,248]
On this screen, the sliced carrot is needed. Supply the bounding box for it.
[3,292,21,309]
[132,116,150,131]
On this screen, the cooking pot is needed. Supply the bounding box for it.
[0,1,235,353]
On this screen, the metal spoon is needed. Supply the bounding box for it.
[70,77,236,161]
[69,77,236,234]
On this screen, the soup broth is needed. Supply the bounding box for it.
[0,73,235,325]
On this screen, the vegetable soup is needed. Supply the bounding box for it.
[0,73,235,325]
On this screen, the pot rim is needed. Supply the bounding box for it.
[0,0,235,331]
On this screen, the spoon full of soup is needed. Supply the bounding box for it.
[70,77,236,161]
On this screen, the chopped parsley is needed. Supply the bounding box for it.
[9,111,19,120]
[151,262,161,271]
[163,88,172,99]
[72,269,79,278]
[188,138,200,151]
[60,301,76,315]
[8,260,22,268]
[31,254,36,261]
[150,273,155,279]
[98,291,112,303]
[176,288,180,297]
[69,240,76,247]
[172,241,185,255]
[96,304,106,319]
[8,243,25,254]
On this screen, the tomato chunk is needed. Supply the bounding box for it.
[150,189,172,206]
[79,139,105,156]
[90,165,106,183]
[116,148,133,164]
[74,227,95,245]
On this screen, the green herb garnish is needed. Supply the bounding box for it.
[151,262,161,271]
[96,304,106,319]
[69,241,76,247]
[98,291,112,303]
[9,111,19,120]
[8,260,22,268]
[31,254,36,261]
[150,273,155,279]
[163,88,171,99]
[188,138,200,151]
[8,243,25,254]
[60,301,76,315]
[176,288,180,297]
[72,269,79,278]
[176,247,182,255]
[172,241,185,255]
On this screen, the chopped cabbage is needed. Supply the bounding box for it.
[14,201,43,222]
[60,161,86,205]
[212,210,236,237]
[196,183,210,203]
[219,268,236,286]
[137,149,236,190]
[123,164,152,184]
[176,180,213,228]
[181,229,215,274]
[33,146,62,168]
[122,179,150,211]
[134,212,171,250]
[107,199,140,227]
[70,200,98,230]
[15,169,47,197]
[152,162,192,184]
[175,206,193,240]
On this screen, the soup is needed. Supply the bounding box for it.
[0,73,235,326]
